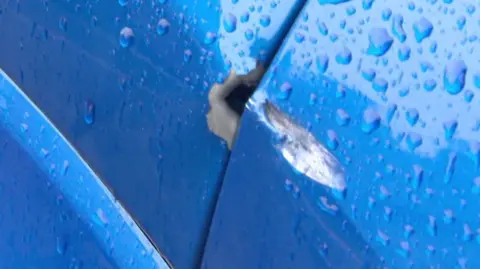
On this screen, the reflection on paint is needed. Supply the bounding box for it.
[249,90,346,191]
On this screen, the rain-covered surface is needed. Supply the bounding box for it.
[0,0,305,268]
[0,129,117,269]
[0,71,169,269]
[2,0,479,267]
[203,110,383,269]
[204,0,480,268]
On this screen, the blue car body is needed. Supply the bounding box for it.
[204,1,480,268]
[1,0,478,268]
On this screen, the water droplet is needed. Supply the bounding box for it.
[95,208,109,226]
[284,179,293,191]
[317,21,328,36]
[316,54,329,73]
[20,123,28,133]
[62,160,69,176]
[362,68,376,81]
[368,196,376,209]
[443,209,455,224]
[336,109,350,126]
[184,49,192,62]
[223,13,237,33]
[466,4,476,14]
[412,164,424,189]
[464,90,474,103]
[346,6,356,16]
[156,19,170,36]
[361,108,380,134]
[240,12,250,23]
[336,47,352,65]
[469,142,480,168]
[379,185,390,200]
[376,230,390,246]
[457,16,466,30]
[423,78,437,91]
[396,241,411,257]
[413,17,433,43]
[386,103,397,123]
[259,15,271,27]
[367,28,393,56]
[362,0,374,9]
[406,132,422,151]
[294,32,305,43]
[318,243,328,257]
[119,27,134,48]
[309,93,318,105]
[59,17,68,32]
[444,153,457,183]
[443,120,458,141]
[383,206,393,222]
[326,130,339,150]
[84,99,95,125]
[463,224,473,241]
[426,245,436,256]
[56,236,67,255]
[41,148,50,158]
[372,77,388,92]
[398,45,411,61]
[317,196,339,215]
[403,225,414,239]
[278,82,292,100]
[245,29,254,40]
[406,108,419,126]
[381,8,392,21]
[392,14,406,42]
[427,215,437,236]
[204,32,217,45]
[474,72,480,89]
[336,85,346,98]
[444,60,467,95]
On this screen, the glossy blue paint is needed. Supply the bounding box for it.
[202,111,382,269]
[0,1,305,268]
[205,0,480,268]
[0,71,168,268]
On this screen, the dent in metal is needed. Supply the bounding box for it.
[248,90,346,192]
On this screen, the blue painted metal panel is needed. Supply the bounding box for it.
[0,71,168,268]
[202,111,382,269]
[0,1,305,267]
[204,1,480,268]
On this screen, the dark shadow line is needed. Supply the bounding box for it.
[194,1,308,268]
